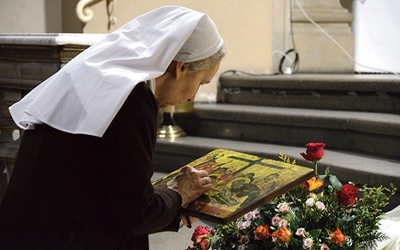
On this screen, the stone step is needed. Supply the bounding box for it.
[219,73,400,114]
[154,136,400,211]
[174,103,400,159]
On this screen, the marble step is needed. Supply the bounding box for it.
[154,136,400,211]
[174,103,400,159]
[219,73,400,114]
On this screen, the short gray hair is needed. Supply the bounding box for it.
[185,47,226,73]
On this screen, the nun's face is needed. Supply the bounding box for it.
[155,62,220,108]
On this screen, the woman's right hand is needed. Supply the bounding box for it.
[168,166,212,207]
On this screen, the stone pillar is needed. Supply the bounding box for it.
[291,0,354,73]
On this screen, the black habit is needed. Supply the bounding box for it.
[0,82,182,249]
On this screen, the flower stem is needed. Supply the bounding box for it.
[314,161,318,175]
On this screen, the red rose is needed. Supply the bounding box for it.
[337,183,358,206]
[300,142,326,162]
[191,225,212,250]
[191,225,211,242]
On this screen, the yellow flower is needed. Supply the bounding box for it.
[302,177,324,191]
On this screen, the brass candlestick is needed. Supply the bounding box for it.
[157,101,193,138]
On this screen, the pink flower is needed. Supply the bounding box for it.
[316,201,325,211]
[302,238,313,249]
[238,245,246,250]
[237,220,251,230]
[279,219,288,228]
[278,202,290,213]
[243,210,259,220]
[306,197,315,207]
[250,210,260,218]
[240,235,250,244]
[320,243,330,250]
[295,228,306,238]
[271,216,281,226]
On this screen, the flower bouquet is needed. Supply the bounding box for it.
[186,143,397,250]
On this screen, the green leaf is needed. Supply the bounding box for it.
[325,167,330,175]
[309,229,322,238]
[329,175,342,190]
[246,244,259,250]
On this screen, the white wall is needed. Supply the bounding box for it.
[0,0,61,33]
[83,0,275,102]
[353,0,400,74]
[0,0,278,102]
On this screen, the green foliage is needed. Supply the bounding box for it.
[187,152,397,250]
[278,153,296,165]
[201,182,396,250]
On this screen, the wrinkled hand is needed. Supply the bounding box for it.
[168,166,212,207]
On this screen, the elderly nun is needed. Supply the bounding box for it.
[0,6,224,249]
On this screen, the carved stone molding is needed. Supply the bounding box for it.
[76,0,103,23]
[0,33,105,90]
[76,0,117,30]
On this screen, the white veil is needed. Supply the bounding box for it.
[9,6,223,137]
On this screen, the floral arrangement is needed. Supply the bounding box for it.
[186,142,397,250]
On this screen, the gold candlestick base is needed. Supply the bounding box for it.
[157,124,186,138]
[157,102,192,138]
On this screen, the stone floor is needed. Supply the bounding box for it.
[149,219,214,250]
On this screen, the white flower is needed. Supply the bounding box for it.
[302,238,313,249]
[346,237,353,247]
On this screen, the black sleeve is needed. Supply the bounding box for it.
[98,83,182,235]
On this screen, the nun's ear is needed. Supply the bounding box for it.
[173,61,186,79]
